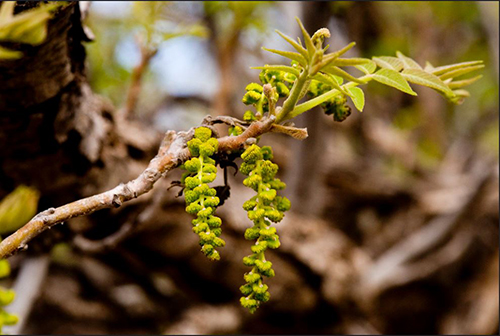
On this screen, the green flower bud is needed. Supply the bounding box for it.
[207,216,222,228]
[184,157,202,173]
[185,176,200,189]
[243,110,257,122]
[246,82,263,93]
[241,144,263,163]
[276,82,290,97]
[186,203,202,215]
[244,227,260,240]
[184,190,199,204]
[242,199,257,211]
[187,138,202,156]
[265,209,284,223]
[242,91,262,105]
[201,173,216,184]
[261,146,273,160]
[240,284,254,296]
[239,162,256,175]
[244,272,261,283]
[194,127,212,142]
[243,255,257,266]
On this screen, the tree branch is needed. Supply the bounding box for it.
[0,117,276,259]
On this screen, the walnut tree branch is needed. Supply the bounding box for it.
[0,117,276,259]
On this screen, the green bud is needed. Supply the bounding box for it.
[242,91,262,105]
[194,127,212,142]
[243,110,257,122]
[246,82,263,93]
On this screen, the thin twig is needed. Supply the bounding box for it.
[121,35,158,119]
[0,117,276,259]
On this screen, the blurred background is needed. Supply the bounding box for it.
[0,1,498,334]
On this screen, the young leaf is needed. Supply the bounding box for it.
[396,51,422,69]
[355,61,377,74]
[275,29,308,59]
[317,42,356,70]
[431,60,483,76]
[346,87,365,112]
[312,73,352,97]
[0,45,22,60]
[371,68,417,96]
[331,57,371,67]
[439,64,484,81]
[322,65,367,84]
[373,56,404,71]
[251,65,301,77]
[401,68,454,97]
[424,61,435,72]
[449,89,470,104]
[262,47,307,67]
[295,17,315,58]
[448,75,483,89]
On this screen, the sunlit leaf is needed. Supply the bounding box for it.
[439,64,484,80]
[251,65,301,77]
[0,45,22,60]
[373,56,404,71]
[262,47,307,66]
[431,60,483,76]
[318,42,356,70]
[371,68,417,96]
[346,86,365,112]
[396,51,422,69]
[322,65,367,84]
[401,68,454,97]
[312,73,352,97]
[331,57,371,67]
[275,29,308,59]
[448,75,483,89]
[355,60,377,74]
[295,17,315,58]
[0,185,40,235]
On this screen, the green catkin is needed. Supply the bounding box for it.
[239,144,291,313]
[181,127,225,261]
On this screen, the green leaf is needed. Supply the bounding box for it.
[371,68,417,96]
[262,47,307,66]
[322,65,367,84]
[373,56,404,71]
[346,87,365,112]
[0,185,40,235]
[295,17,315,58]
[251,65,301,77]
[431,60,483,76]
[318,42,356,69]
[355,60,377,74]
[448,89,470,104]
[0,259,10,278]
[448,75,482,89]
[0,46,22,60]
[439,64,484,80]
[401,68,454,97]
[312,73,352,97]
[424,61,435,72]
[275,29,308,59]
[331,57,371,67]
[396,51,422,69]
